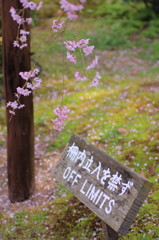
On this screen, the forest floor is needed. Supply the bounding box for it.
[0,144,59,213]
[0,12,159,240]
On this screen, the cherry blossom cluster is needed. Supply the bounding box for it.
[89,72,101,87]
[19,0,43,10]
[52,20,65,32]
[8,0,101,133]
[52,0,86,33]
[59,0,86,20]
[13,29,30,48]
[52,106,70,131]
[51,23,101,130]
[64,39,94,56]
[6,101,25,115]
[7,69,41,115]
[74,71,87,81]
[10,0,42,49]
[64,39,100,86]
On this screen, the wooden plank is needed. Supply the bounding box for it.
[53,134,152,235]
[1,0,35,202]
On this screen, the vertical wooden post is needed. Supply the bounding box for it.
[1,0,35,202]
[102,222,119,240]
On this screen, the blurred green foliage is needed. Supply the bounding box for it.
[33,0,159,43]
[82,0,159,51]
[85,0,157,21]
[33,0,159,22]
[124,0,159,15]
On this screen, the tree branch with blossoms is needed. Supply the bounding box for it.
[8,0,101,132]
[10,0,42,49]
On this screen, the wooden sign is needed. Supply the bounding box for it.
[53,134,152,236]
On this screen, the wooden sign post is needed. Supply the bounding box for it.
[53,134,152,238]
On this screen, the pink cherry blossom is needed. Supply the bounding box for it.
[13,40,20,48]
[19,68,40,80]
[54,106,70,120]
[20,43,28,49]
[26,82,33,89]
[19,71,31,80]
[18,104,25,109]
[19,0,29,9]
[7,68,41,115]
[26,78,42,90]
[67,52,76,64]
[25,18,32,24]
[32,77,42,89]
[67,12,78,20]
[60,0,83,13]
[17,87,32,96]
[74,72,88,81]
[9,110,15,115]
[7,101,18,110]
[89,72,101,87]
[20,30,30,35]
[52,118,63,131]
[52,20,64,32]
[77,39,90,48]
[89,78,99,87]
[19,0,43,10]
[95,72,101,79]
[28,2,37,10]
[20,35,27,43]
[10,1,42,49]
[52,106,70,131]
[19,29,29,46]
[10,7,25,25]
[59,0,84,20]
[37,1,43,10]
[82,45,94,56]
[64,40,77,51]
[87,55,99,70]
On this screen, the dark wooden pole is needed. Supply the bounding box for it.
[102,222,119,240]
[2,0,35,202]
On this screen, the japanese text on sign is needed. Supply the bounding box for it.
[62,143,134,215]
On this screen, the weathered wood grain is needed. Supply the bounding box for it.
[53,134,152,235]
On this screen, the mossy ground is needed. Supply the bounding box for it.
[0,2,159,239]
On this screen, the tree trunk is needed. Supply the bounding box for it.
[1,0,35,202]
